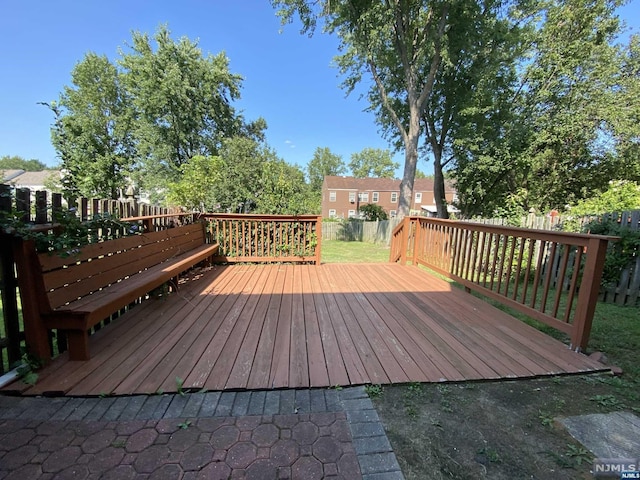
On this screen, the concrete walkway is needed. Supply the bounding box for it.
[0,387,404,480]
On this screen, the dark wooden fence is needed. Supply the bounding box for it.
[390,217,613,352]
[0,186,182,374]
[468,210,640,306]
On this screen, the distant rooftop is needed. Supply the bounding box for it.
[2,170,61,187]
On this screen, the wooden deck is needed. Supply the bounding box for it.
[6,264,607,396]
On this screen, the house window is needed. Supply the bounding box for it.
[349,192,356,203]
[348,209,356,218]
[391,192,398,203]
[329,209,337,218]
[329,191,336,202]
[415,192,422,204]
[358,192,369,202]
[390,210,397,217]
[372,192,379,202]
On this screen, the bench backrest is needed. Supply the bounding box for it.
[38,223,206,309]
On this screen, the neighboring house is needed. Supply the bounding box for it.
[321,175,457,219]
[2,170,61,191]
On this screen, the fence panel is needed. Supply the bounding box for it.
[322,218,402,244]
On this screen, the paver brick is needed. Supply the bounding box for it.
[132,444,172,473]
[42,446,82,473]
[292,455,323,480]
[81,428,116,454]
[292,421,319,445]
[312,436,343,463]
[149,462,183,479]
[126,428,158,453]
[245,458,279,479]
[251,423,279,447]
[215,392,235,416]
[198,392,221,417]
[271,439,300,466]
[247,391,266,415]
[181,443,214,471]
[87,447,125,473]
[350,421,386,439]
[1,445,38,470]
[226,441,257,469]
[357,452,401,475]
[211,425,240,450]
[231,391,251,416]
[195,462,231,480]
[353,436,392,455]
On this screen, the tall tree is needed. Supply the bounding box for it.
[307,147,345,191]
[46,53,135,199]
[256,159,316,214]
[120,25,247,192]
[0,155,47,171]
[46,25,262,203]
[513,0,625,211]
[273,0,450,217]
[349,148,398,178]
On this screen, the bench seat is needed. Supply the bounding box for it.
[17,222,218,361]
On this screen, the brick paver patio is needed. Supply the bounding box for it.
[0,388,404,480]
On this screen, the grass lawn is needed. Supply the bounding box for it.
[320,239,390,263]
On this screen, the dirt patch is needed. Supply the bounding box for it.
[372,374,639,479]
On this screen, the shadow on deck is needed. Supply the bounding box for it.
[4,264,607,396]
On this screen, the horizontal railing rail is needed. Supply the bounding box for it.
[390,217,614,351]
[202,214,322,265]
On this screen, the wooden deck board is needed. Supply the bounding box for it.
[5,263,607,396]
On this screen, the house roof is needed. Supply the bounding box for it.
[5,170,60,187]
[323,175,455,192]
[1,169,25,182]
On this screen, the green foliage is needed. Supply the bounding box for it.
[564,444,591,466]
[307,147,345,191]
[46,25,261,203]
[1,208,137,254]
[12,352,44,386]
[0,155,46,171]
[167,155,223,211]
[348,148,398,179]
[178,420,192,429]
[176,377,185,396]
[256,159,317,214]
[359,203,388,221]
[365,384,383,398]
[45,52,135,199]
[580,217,640,286]
[569,181,640,217]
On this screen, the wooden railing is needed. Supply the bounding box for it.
[202,214,322,265]
[390,217,614,351]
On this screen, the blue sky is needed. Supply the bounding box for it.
[1,1,638,176]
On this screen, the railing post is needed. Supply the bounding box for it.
[315,216,322,265]
[412,217,421,265]
[13,238,51,363]
[400,216,410,265]
[571,237,610,351]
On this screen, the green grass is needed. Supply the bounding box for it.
[321,240,390,263]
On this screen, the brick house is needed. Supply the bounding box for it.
[321,175,457,219]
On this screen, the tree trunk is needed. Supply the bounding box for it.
[398,111,421,217]
[433,147,449,219]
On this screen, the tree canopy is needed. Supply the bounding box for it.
[307,147,345,191]
[0,155,46,171]
[274,0,638,219]
[46,25,264,201]
[348,148,398,178]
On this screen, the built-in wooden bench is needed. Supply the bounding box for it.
[17,223,218,361]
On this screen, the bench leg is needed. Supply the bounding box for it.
[66,330,91,361]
